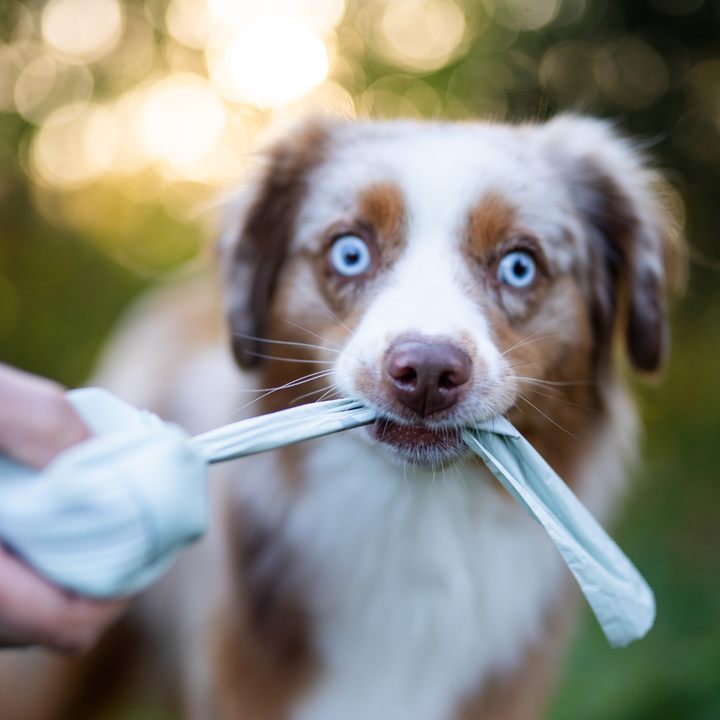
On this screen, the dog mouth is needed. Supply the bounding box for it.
[367,417,465,465]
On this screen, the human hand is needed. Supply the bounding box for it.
[0,362,90,469]
[0,363,130,652]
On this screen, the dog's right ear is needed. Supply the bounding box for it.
[536,115,684,374]
[218,122,332,369]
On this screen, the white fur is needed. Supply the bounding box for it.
[241,120,646,719]
[91,117,660,720]
[295,123,588,277]
[225,409,632,720]
[285,435,566,720]
[221,395,635,720]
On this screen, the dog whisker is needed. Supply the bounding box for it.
[516,392,608,452]
[290,382,342,405]
[247,351,336,365]
[315,385,342,403]
[518,384,595,412]
[500,329,556,356]
[508,351,562,369]
[514,376,596,388]
[233,370,335,415]
[232,331,344,355]
[229,371,335,395]
[516,379,565,397]
[232,383,328,394]
[424,465,437,501]
[316,308,356,337]
[272,370,335,390]
[282,319,345,350]
[352,284,372,307]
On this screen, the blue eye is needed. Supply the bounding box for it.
[329,235,372,277]
[497,251,537,289]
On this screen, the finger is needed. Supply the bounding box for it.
[0,545,128,652]
[0,364,91,469]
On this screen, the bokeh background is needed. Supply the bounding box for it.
[0,0,719,718]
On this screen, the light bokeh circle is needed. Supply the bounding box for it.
[225,15,329,106]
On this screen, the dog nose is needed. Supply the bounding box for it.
[384,340,472,418]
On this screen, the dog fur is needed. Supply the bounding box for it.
[0,114,680,720]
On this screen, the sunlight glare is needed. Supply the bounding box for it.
[14,53,57,121]
[41,0,125,62]
[225,15,329,106]
[166,0,211,49]
[107,90,151,176]
[137,73,227,176]
[32,103,119,188]
[208,0,346,32]
[378,0,466,72]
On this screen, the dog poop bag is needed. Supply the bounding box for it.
[0,388,654,647]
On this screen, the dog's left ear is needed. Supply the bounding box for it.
[537,115,683,373]
[217,121,333,369]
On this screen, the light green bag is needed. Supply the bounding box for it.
[0,388,654,647]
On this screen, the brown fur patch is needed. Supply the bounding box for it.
[357,182,407,263]
[478,277,602,491]
[226,121,333,369]
[574,159,677,374]
[213,253,352,715]
[255,248,360,416]
[214,505,317,720]
[465,193,517,260]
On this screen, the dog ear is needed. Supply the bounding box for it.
[538,115,683,373]
[218,122,332,369]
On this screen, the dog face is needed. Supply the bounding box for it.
[221,116,679,467]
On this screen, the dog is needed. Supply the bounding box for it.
[0,114,679,720]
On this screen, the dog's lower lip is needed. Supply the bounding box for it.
[368,418,462,450]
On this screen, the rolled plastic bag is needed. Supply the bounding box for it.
[0,389,208,597]
[0,389,375,598]
[0,388,654,647]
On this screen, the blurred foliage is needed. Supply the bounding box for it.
[1,0,720,717]
[551,298,720,720]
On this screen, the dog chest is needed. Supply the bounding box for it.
[243,433,569,720]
